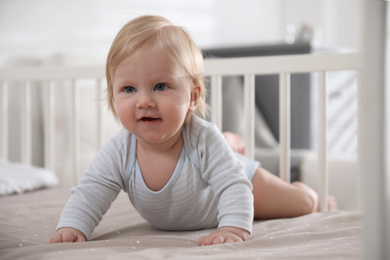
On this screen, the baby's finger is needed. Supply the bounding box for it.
[233,236,243,243]
[199,235,213,246]
[224,238,234,244]
[75,234,87,242]
[211,235,225,245]
[61,232,76,243]
[46,233,63,244]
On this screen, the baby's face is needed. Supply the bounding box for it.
[112,50,196,147]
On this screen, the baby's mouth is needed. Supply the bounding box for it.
[140,117,159,122]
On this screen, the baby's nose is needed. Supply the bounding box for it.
[136,92,155,109]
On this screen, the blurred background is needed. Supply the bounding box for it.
[0,0,365,210]
[0,0,361,66]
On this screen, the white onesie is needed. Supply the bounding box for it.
[57,116,258,240]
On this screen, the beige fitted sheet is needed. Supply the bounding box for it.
[0,188,361,260]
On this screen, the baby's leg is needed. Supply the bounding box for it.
[252,167,336,219]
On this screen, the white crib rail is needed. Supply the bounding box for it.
[205,51,360,212]
[0,52,360,212]
[0,66,105,181]
[361,1,389,258]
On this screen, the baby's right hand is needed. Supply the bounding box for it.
[46,227,87,244]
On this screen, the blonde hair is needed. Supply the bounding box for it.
[106,15,207,122]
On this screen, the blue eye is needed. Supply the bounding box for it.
[124,86,136,93]
[154,83,168,92]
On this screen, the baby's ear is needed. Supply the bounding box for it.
[189,86,201,112]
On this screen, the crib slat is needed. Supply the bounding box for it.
[21,80,32,165]
[279,73,291,183]
[0,81,9,160]
[72,80,80,185]
[318,71,329,212]
[244,74,255,160]
[44,80,56,172]
[211,75,222,130]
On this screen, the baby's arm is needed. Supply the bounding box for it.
[46,132,128,244]
[198,124,254,246]
[199,226,250,246]
[46,227,86,244]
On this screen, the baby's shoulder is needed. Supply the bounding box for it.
[99,128,133,154]
[184,116,224,154]
[186,116,218,136]
[112,128,132,142]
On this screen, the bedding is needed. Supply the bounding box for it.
[0,188,361,259]
[0,159,58,196]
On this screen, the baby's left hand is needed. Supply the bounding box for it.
[199,226,250,246]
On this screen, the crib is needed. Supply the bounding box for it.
[0,8,388,259]
[0,51,362,259]
[0,51,359,206]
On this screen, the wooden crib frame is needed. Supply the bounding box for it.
[0,3,388,258]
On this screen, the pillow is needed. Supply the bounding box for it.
[0,159,59,196]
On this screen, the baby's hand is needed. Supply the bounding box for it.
[46,227,86,244]
[199,226,249,246]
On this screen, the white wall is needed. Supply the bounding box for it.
[0,0,211,65]
[0,0,278,66]
[0,0,361,67]
[279,0,361,50]
[212,0,280,47]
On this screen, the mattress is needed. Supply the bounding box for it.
[0,188,361,260]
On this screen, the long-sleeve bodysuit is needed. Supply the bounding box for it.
[57,116,257,240]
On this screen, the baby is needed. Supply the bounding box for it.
[47,15,335,246]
